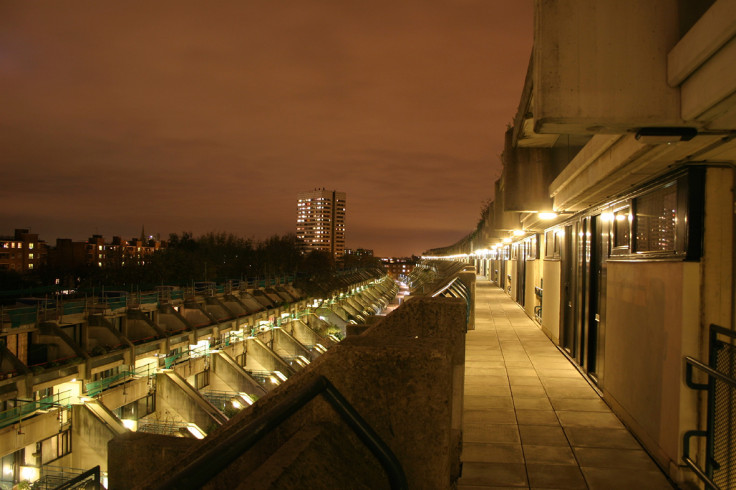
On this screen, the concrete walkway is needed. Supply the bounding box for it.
[458,279,674,490]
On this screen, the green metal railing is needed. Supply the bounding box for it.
[163,344,210,370]
[0,390,71,429]
[0,275,303,330]
[105,296,128,311]
[85,364,154,397]
[61,300,86,316]
[139,292,158,305]
[1,305,37,328]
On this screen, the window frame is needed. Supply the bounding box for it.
[605,168,704,261]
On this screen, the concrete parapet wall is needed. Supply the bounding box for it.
[72,401,127,472]
[457,271,476,330]
[245,338,294,375]
[272,329,311,361]
[286,319,329,351]
[108,432,196,490]
[212,352,266,397]
[245,422,388,490]
[180,304,212,328]
[0,408,63,458]
[98,376,151,412]
[127,296,466,489]
[156,372,226,433]
[157,305,191,333]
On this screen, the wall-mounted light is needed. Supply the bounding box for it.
[538,212,558,220]
[635,127,697,145]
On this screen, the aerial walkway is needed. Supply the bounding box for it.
[459,279,674,489]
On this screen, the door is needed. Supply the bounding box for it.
[517,243,527,307]
[582,215,604,380]
[560,224,577,356]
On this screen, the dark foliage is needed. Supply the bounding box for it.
[15,232,324,292]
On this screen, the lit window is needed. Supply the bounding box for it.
[29,253,34,259]
[612,207,631,250]
[98,245,103,251]
[634,183,677,253]
[28,264,33,270]
[28,243,34,250]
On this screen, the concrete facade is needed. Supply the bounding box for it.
[0,271,396,488]
[428,2,736,488]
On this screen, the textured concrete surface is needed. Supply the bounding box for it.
[458,279,675,490]
[108,432,196,490]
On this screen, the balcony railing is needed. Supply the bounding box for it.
[85,364,155,397]
[0,390,72,429]
[683,323,736,490]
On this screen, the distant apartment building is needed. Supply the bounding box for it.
[344,248,373,259]
[45,234,164,273]
[84,235,163,268]
[47,238,88,270]
[381,257,416,278]
[296,189,346,259]
[0,229,44,272]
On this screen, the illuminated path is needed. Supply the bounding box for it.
[458,279,674,489]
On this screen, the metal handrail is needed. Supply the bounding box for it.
[431,276,471,327]
[682,323,736,490]
[153,375,407,490]
[52,465,100,490]
[683,430,718,490]
[685,356,736,390]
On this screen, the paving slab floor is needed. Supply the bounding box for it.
[458,278,675,490]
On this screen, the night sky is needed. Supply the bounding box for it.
[0,1,533,257]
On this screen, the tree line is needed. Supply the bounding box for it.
[0,232,384,297]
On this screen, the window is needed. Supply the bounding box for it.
[606,168,703,259]
[611,206,631,253]
[527,235,538,260]
[634,183,677,252]
[40,429,71,464]
[544,229,561,259]
[195,369,210,389]
[136,393,155,417]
